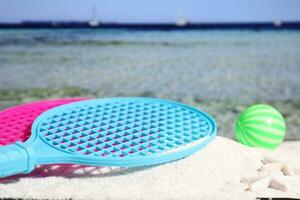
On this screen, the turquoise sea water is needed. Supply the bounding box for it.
[0,29,299,139]
[0,29,300,101]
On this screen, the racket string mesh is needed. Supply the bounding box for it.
[39,101,212,158]
[0,105,58,145]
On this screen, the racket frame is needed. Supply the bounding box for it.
[0,98,217,178]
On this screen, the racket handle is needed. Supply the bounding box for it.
[0,142,35,178]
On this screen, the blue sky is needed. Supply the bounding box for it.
[0,0,300,23]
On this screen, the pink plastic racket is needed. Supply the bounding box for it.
[0,98,87,145]
[0,98,124,179]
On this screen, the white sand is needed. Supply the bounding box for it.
[0,136,299,200]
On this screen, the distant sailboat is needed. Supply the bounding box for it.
[175,10,188,26]
[89,20,99,27]
[274,20,283,27]
[89,4,100,27]
[175,19,188,26]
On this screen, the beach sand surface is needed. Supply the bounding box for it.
[0,136,299,200]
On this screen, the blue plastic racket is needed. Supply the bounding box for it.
[0,98,217,178]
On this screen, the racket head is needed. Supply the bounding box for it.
[31,98,217,167]
[0,98,87,145]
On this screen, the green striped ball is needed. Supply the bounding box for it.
[235,104,286,150]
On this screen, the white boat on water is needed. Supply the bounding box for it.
[89,4,100,27]
[274,20,283,27]
[89,20,100,27]
[175,19,188,26]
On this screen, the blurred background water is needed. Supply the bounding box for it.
[0,29,299,139]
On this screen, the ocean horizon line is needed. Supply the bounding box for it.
[1,21,300,30]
